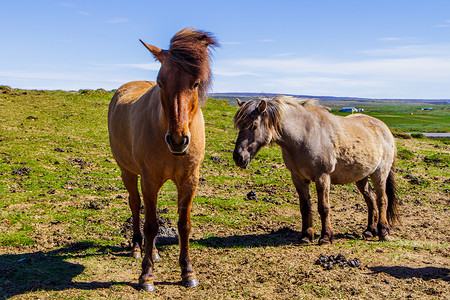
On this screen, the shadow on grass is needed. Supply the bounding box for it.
[0,242,139,299]
[369,265,449,282]
[193,227,362,249]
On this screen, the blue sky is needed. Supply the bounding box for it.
[2,1,450,99]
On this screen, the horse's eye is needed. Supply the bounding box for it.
[193,82,200,89]
[157,82,163,89]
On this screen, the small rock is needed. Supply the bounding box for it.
[12,167,31,176]
[246,190,258,200]
[262,197,281,205]
[87,200,104,210]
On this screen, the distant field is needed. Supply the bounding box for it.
[332,106,450,133]
[212,93,450,133]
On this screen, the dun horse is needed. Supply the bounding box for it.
[233,96,400,245]
[108,28,218,291]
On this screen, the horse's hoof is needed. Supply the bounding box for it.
[132,250,141,259]
[299,237,312,244]
[379,234,391,242]
[362,231,374,239]
[182,276,199,288]
[152,251,161,262]
[318,238,332,245]
[139,280,155,292]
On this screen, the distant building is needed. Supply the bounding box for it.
[340,107,363,113]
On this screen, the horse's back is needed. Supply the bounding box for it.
[110,81,156,107]
[108,81,157,172]
[331,113,395,183]
[343,114,393,143]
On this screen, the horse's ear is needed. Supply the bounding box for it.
[140,39,167,63]
[258,100,267,113]
[236,98,244,107]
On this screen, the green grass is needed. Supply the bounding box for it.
[332,104,449,133]
[0,88,449,299]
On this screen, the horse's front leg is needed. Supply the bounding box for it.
[316,174,333,245]
[138,175,162,292]
[176,171,200,288]
[292,176,313,244]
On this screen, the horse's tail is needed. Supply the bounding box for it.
[386,162,401,225]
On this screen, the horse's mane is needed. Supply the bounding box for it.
[168,28,219,101]
[234,95,328,139]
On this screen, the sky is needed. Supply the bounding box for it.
[1,1,450,99]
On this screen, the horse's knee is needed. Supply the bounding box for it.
[318,204,330,218]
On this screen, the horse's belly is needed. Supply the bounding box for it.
[330,166,372,184]
[330,156,378,184]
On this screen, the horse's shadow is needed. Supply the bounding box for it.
[369,265,449,282]
[0,242,138,299]
[7,229,439,298]
[192,227,361,249]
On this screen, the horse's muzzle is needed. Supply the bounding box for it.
[165,133,190,156]
[233,150,249,169]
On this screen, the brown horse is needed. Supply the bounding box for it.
[233,96,400,245]
[108,28,218,291]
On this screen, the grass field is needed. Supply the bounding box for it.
[0,87,449,299]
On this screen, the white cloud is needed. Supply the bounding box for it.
[106,18,129,24]
[112,63,161,71]
[220,56,450,80]
[59,2,75,8]
[435,20,450,28]
[221,41,243,45]
[361,44,450,57]
[77,11,90,16]
[213,69,262,77]
[273,52,296,57]
[212,50,450,98]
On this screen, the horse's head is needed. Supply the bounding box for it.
[141,28,218,155]
[233,98,277,168]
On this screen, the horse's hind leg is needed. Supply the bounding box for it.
[121,169,143,259]
[370,172,391,241]
[356,178,378,238]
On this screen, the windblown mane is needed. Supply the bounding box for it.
[234,95,327,139]
[168,28,219,101]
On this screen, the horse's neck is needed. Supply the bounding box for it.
[276,107,329,149]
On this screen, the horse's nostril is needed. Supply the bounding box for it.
[165,134,173,146]
[183,135,190,147]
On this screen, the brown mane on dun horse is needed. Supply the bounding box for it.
[233,96,400,245]
[108,28,218,291]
